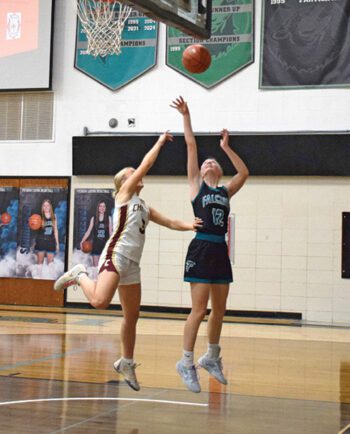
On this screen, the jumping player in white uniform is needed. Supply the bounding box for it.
[171,96,249,393]
[54,132,202,391]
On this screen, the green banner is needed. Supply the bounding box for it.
[166,0,254,88]
[75,10,158,91]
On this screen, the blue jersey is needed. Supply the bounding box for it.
[192,182,230,236]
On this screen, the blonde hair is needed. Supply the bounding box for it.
[112,167,133,198]
[201,158,223,178]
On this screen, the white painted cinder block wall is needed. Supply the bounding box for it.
[1,1,350,323]
[68,175,350,325]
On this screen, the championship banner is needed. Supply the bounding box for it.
[166,0,254,88]
[75,9,158,91]
[0,187,18,278]
[72,189,114,279]
[260,0,350,89]
[16,188,68,280]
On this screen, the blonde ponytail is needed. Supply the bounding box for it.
[112,167,132,198]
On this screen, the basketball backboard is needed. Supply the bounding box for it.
[123,0,211,39]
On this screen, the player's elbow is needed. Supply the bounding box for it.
[241,168,249,180]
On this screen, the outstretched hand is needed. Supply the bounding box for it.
[219,128,230,150]
[158,131,173,146]
[170,96,189,116]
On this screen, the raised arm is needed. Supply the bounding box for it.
[220,129,249,198]
[118,131,173,203]
[171,96,201,199]
[149,207,203,231]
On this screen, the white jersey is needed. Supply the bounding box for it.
[101,194,150,264]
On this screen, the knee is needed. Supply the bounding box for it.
[190,307,207,322]
[123,311,139,327]
[210,306,226,319]
[91,297,110,310]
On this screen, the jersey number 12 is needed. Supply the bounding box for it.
[212,208,224,227]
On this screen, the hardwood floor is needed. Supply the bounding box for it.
[0,307,350,433]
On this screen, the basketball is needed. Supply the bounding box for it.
[182,44,211,74]
[1,212,11,225]
[29,214,42,230]
[81,240,93,253]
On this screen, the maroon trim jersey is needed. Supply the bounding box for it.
[99,194,149,266]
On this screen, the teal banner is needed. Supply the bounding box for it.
[75,10,158,91]
[166,0,254,88]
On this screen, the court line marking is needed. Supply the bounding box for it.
[49,389,169,434]
[0,397,208,407]
[338,423,350,434]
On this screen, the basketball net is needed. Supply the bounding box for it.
[77,0,132,57]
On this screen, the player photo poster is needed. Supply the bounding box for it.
[0,187,19,277]
[16,187,68,280]
[72,189,114,279]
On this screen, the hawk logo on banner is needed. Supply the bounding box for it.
[75,10,158,91]
[260,0,350,89]
[166,0,254,88]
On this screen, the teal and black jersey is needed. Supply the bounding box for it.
[185,181,233,283]
[192,182,230,236]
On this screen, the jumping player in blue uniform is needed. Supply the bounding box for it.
[171,96,249,393]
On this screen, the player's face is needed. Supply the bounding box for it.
[200,159,222,179]
[98,202,106,213]
[42,201,51,213]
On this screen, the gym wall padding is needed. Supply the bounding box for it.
[73,134,350,176]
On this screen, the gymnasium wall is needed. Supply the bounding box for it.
[0,1,350,324]
[68,175,349,325]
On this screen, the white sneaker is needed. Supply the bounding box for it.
[53,264,87,291]
[198,355,228,385]
[113,358,140,391]
[176,360,201,393]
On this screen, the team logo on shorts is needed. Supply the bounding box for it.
[185,260,196,272]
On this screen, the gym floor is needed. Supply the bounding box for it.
[0,306,349,433]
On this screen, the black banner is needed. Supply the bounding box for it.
[73,134,350,176]
[260,0,350,88]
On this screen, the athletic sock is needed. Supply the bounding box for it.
[182,350,194,367]
[122,357,134,365]
[76,271,88,285]
[206,343,221,360]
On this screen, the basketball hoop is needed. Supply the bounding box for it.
[77,0,132,57]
